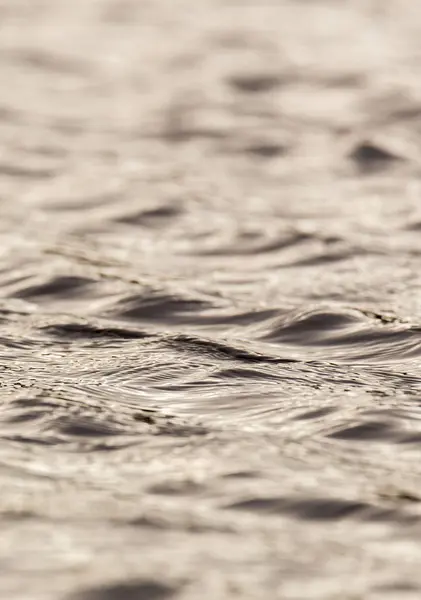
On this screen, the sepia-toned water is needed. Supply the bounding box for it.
[1,1,421,598]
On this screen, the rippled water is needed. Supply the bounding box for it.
[2,1,421,599]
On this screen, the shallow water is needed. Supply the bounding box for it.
[1,1,421,598]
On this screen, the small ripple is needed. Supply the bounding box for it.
[193,229,311,257]
[227,72,284,93]
[105,292,211,324]
[0,161,57,179]
[348,140,404,172]
[225,495,416,523]
[255,307,421,363]
[328,421,398,442]
[115,203,183,228]
[67,579,178,600]
[41,323,150,342]
[13,276,96,301]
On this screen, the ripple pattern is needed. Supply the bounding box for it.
[1,1,421,599]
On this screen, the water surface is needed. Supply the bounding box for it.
[1,1,421,598]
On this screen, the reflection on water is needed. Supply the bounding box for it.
[1,0,421,598]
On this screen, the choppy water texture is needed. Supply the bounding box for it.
[1,1,421,598]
